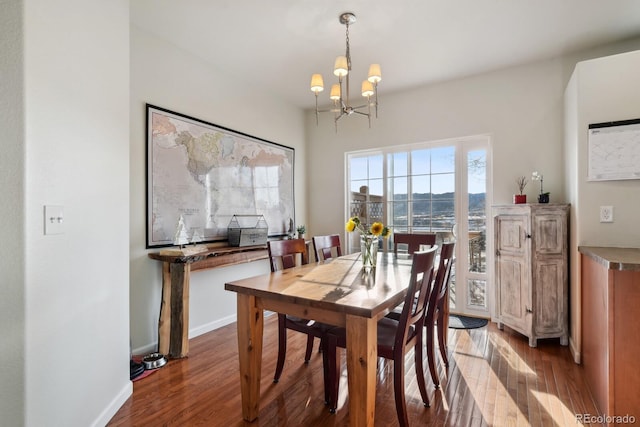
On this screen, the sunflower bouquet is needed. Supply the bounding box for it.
[345,217,391,270]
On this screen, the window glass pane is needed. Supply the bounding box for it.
[350,157,368,180]
[431,173,455,194]
[411,149,430,174]
[392,177,407,200]
[368,179,383,197]
[411,201,430,229]
[431,199,455,232]
[369,155,383,179]
[431,146,455,173]
[351,180,367,193]
[468,149,487,273]
[390,152,408,177]
[411,175,430,199]
[390,201,408,227]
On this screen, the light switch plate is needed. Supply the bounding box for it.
[44,205,64,234]
[600,205,613,223]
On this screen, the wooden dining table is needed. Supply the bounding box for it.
[224,251,415,427]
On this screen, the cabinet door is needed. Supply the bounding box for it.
[532,213,567,338]
[495,214,530,335]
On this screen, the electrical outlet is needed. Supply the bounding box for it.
[600,206,614,223]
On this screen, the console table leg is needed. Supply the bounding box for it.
[158,261,191,358]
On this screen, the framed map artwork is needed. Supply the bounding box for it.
[146,104,295,248]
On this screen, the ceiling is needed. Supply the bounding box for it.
[131,1,640,109]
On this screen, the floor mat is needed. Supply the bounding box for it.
[448,314,488,329]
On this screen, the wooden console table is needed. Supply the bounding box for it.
[148,244,268,358]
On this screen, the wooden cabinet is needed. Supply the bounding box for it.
[580,247,640,423]
[493,204,569,347]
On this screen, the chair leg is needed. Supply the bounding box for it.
[437,311,449,368]
[273,314,287,383]
[414,335,430,407]
[426,318,439,389]
[393,352,410,427]
[304,335,314,363]
[322,335,340,413]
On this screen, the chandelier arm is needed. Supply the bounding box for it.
[350,103,371,110]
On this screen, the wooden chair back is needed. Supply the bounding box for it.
[431,241,455,308]
[393,232,437,255]
[267,239,309,272]
[312,234,342,262]
[395,246,438,347]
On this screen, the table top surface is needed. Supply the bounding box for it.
[225,252,415,319]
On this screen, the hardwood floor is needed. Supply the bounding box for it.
[108,314,600,426]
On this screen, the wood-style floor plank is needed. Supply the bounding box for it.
[108,315,599,427]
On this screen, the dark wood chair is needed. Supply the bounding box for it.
[312,234,342,262]
[322,247,438,425]
[267,239,331,383]
[393,232,437,255]
[425,241,455,389]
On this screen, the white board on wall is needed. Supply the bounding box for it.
[588,118,640,181]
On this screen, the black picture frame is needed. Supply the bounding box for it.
[145,104,295,248]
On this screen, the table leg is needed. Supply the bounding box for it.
[158,262,191,358]
[345,314,377,427]
[236,294,264,421]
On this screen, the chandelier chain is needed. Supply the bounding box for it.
[345,22,351,71]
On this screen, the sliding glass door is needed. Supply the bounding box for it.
[346,135,491,318]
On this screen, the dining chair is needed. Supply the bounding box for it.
[312,234,342,262]
[267,239,331,383]
[393,232,437,256]
[425,241,455,389]
[322,247,438,426]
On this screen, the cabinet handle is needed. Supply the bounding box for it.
[525,233,531,239]
[525,307,533,313]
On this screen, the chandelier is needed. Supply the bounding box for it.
[310,12,381,131]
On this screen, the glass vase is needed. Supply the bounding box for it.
[360,235,378,271]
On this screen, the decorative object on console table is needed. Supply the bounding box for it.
[227,215,268,247]
[531,171,550,203]
[173,215,190,247]
[296,224,306,240]
[514,176,527,204]
[345,216,390,271]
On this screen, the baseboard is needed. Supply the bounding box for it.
[189,314,237,339]
[91,381,132,427]
[132,314,239,356]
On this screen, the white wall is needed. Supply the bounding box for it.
[129,26,307,353]
[0,1,25,425]
[21,1,131,426]
[565,49,640,362]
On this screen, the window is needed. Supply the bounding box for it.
[346,136,491,317]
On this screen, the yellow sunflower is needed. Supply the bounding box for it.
[345,218,356,232]
[370,222,384,236]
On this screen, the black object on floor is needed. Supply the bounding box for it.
[448,314,488,329]
[130,359,145,380]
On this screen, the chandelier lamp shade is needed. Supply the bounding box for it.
[310,12,381,131]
